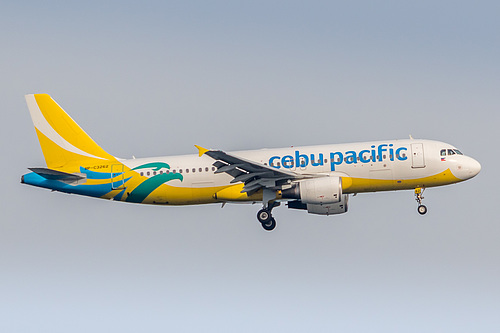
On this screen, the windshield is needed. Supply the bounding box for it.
[441,148,464,156]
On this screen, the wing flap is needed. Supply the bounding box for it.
[196,146,302,195]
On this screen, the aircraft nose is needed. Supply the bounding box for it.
[468,158,481,177]
[459,157,481,180]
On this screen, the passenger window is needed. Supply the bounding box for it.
[172,170,176,173]
[199,168,202,172]
[192,168,196,173]
[186,169,189,173]
[159,170,163,174]
[440,149,446,156]
[324,159,327,163]
[205,167,209,172]
[212,167,216,171]
[140,172,144,176]
[448,149,456,155]
[153,171,157,175]
[166,170,170,174]
[147,171,150,176]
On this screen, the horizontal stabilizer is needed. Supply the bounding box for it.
[28,167,86,183]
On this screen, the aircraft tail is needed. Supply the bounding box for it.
[25,94,118,170]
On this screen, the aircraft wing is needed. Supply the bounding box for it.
[195,145,308,194]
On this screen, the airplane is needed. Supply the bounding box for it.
[21,94,481,231]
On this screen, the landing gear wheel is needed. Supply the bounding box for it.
[257,209,271,223]
[418,205,427,215]
[257,198,278,231]
[414,187,428,215]
[261,218,276,231]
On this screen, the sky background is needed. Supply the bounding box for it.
[1,1,499,332]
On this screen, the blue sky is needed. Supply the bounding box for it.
[1,1,499,332]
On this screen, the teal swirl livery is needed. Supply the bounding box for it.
[126,163,183,203]
[21,94,481,231]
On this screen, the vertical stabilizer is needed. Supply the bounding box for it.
[25,94,117,170]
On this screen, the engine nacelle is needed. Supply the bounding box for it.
[287,194,349,216]
[306,194,349,215]
[282,177,342,205]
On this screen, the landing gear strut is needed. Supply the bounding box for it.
[415,187,427,215]
[257,201,280,231]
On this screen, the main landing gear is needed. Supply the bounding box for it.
[257,201,280,231]
[415,187,427,215]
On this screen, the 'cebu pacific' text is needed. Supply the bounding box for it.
[268,144,408,171]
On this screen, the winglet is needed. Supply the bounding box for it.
[194,145,210,157]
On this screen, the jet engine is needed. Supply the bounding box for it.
[283,177,348,215]
[281,177,342,204]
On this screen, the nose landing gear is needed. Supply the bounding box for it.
[415,187,427,215]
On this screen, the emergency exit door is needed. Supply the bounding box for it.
[111,164,125,190]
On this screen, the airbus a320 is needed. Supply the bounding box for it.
[21,94,481,231]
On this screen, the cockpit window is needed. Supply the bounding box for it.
[442,148,464,156]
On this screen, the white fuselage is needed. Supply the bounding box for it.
[118,139,480,201]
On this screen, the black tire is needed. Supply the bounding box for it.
[257,209,271,223]
[262,218,276,231]
[418,205,427,215]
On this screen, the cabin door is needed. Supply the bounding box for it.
[411,143,426,168]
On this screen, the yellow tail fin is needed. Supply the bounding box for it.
[25,94,117,170]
